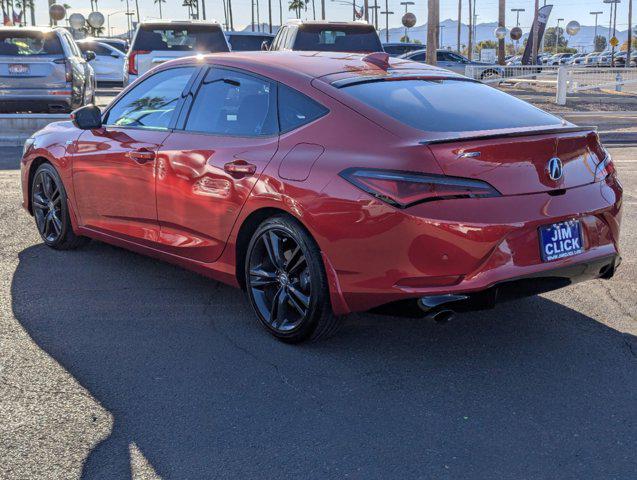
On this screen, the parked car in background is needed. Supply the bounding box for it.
[225,31,275,51]
[0,27,94,113]
[383,42,424,57]
[547,53,574,65]
[125,20,229,85]
[21,52,622,342]
[85,36,129,53]
[565,53,587,65]
[268,20,383,53]
[399,49,503,80]
[77,39,125,86]
[613,51,637,67]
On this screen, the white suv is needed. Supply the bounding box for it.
[125,20,229,85]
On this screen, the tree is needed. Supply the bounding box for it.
[400,34,410,42]
[154,0,165,18]
[425,0,439,65]
[594,35,607,52]
[288,0,305,18]
[543,27,568,51]
[476,39,497,54]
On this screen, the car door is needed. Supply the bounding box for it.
[71,66,197,243]
[154,66,279,262]
[90,43,124,83]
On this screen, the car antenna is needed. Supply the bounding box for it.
[362,52,390,70]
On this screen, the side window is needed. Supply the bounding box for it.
[104,67,196,129]
[184,68,277,137]
[410,52,426,62]
[278,85,328,133]
[65,34,81,57]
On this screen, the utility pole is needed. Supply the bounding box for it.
[611,0,619,66]
[251,0,255,31]
[426,0,439,65]
[370,1,380,30]
[531,0,539,63]
[381,1,393,43]
[467,0,473,59]
[228,0,234,31]
[628,0,633,65]
[321,0,325,19]
[498,0,505,65]
[364,0,369,22]
[457,0,462,53]
[201,0,206,19]
[268,0,272,32]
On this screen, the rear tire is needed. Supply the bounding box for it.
[245,215,341,343]
[31,163,89,250]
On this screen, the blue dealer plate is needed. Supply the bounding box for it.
[539,220,584,262]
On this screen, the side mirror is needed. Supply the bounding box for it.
[71,105,102,130]
[261,40,271,51]
[84,50,96,62]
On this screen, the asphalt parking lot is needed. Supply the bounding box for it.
[0,145,635,479]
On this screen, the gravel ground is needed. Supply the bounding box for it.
[0,147,635,480]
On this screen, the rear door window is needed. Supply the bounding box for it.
[0,31,63,56]
[133,24,229,52]
[104,67,196,129]
[293,25,382,52]
[184,68,277,136]
[340,79,561,132]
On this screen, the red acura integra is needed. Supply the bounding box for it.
[21,52,622,342]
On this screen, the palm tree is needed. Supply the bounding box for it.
[289,0,304,18]
[154,0,165,18]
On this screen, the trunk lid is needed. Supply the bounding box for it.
[425,128,604,195]
[0,55,66,89]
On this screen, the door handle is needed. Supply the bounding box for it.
[126,149,156,164]
[224,160,257,175]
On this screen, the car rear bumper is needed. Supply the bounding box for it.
[0,91,73,113]
[318,177,623,315]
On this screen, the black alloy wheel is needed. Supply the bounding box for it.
[245,216,340,343]
[31,163,88,250]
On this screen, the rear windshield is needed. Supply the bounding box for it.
[341,79,562,132]
[133,24,229,52]
[0,31,63,56]
[294,25,382,53]
[227,34,272,51]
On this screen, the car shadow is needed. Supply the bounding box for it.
[11,242,637,479]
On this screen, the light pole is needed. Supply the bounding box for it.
[555,17,564,53]
[439,24,445,47]
[590,10,603,51]
[400,1,414,39]
[369,2,380,30]
[511,7,524,27]
[603,0,621,65]
[106,10,124,36]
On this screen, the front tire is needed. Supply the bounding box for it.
[31,163,88,250]
[245,215,340,343]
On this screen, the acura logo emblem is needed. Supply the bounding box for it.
[547,157,563,181]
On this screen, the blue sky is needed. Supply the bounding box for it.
[29,0,634,36]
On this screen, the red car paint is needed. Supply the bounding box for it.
[21,52,622,316]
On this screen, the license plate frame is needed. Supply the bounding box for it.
[539,220,584,262]
[8,64,30,75]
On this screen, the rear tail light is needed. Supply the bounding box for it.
[128,50,150,75]
[53,57,72,82]
[595,149,617,182]
[340,168,501,208]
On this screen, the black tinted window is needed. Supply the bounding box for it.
[105,67,195,129]
[342,79,561,132]
[0,31,63,56]
[185,68,277,136]
[133,25,229,52]
[278,85,328,132]
[227,34,273,51]
[409,52,426,61]
[78,42,113,56]
[294,25,382,52]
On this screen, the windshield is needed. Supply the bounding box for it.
[341,79,562,133]
[294,25,382,53]
[133,24,229,52]
[0,31,63,56]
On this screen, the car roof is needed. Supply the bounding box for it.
[138,19,220,26]
[225,31,275,37]
[0,26,61,33]
[284,19,371,26]
[162,51,461,83]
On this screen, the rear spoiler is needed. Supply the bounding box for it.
[419,125,598,146]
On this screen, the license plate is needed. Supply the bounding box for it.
[9,64,29,75]
[539,220,584,262]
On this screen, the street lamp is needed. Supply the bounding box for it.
[106,10,125,37]
[555,17,564,54]
[590,10,603,51]
[381,8,394,42]
[511,8,524,27]
[603,0,621,65]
